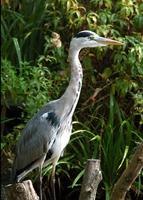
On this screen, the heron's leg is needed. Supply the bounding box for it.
[51,163,56,200]
[39,165,43,200]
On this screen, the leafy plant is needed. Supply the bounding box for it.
[1,59,68,120]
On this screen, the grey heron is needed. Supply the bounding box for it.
[12,30,123,200]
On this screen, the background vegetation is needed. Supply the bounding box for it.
[1,0,143,199]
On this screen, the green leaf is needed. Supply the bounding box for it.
[12,37,22,74]
[71,169,85,188]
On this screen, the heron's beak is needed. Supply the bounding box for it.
[95,36,124,46]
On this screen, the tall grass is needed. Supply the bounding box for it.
[1,0,47,63]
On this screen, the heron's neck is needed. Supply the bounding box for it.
[61,47,83,117]
[69,47,83,89]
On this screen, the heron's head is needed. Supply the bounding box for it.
[70,30,124,50]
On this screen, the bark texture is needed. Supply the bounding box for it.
[79,159,102,200]
[111,142,143,200]
[3,180,39,200]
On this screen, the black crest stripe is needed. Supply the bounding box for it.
[75,31,92,38]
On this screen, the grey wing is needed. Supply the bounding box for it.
[13,106,60,180]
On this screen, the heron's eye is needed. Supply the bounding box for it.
[89,35,96,40]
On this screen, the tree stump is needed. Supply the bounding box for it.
[79,159,102,200]
[3,180,39,200]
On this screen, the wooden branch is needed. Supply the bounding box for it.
[111,142,143,200]
[4,180,39,200]
[79,159,102,200]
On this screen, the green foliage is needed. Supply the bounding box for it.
[1,0,143,199]
[1,59,67,119]
[1,125,24,152]
[1,0,48,62]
